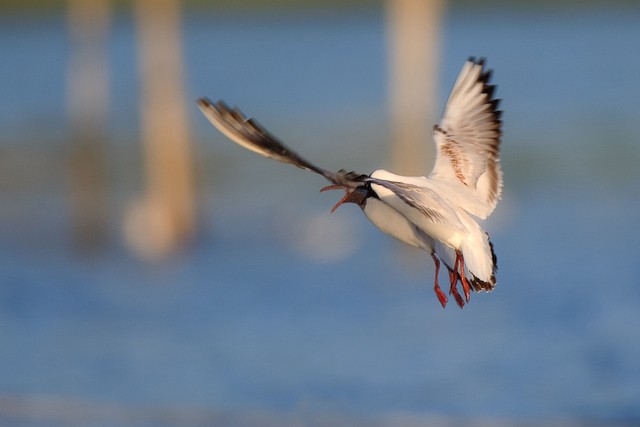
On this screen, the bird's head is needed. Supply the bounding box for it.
[320,184,373,213]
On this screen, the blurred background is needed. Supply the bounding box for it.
[1,0,639,425]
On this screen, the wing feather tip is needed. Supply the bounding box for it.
[196,97,212,108]
[469,235,498,292]
[467,56,486,66]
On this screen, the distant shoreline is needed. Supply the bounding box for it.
[1,0,639,15]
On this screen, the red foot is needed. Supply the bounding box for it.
[449,252,471,308]
[456,251,472,302]
[448,269,457,285]
[461,277,471,302]
[448,271,465,309]
[435,286,448,309]
[431,253,448,308]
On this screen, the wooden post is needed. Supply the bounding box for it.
[67,0,111,249]
[386,0,444,176]
[125,0,196,259]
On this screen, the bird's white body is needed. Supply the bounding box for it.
[197,57,503,307]
[361,186,460,274]
[361,58,502,289]
[370,170,466,249]
[364,169,494,282]
[362,196,433,251]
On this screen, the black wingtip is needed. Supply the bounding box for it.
[216,100,232,113]
[196,98,233,115]
[472,236,498,292]
[196,97,213,108]
[468,56,486,66]
[474,60,501,123]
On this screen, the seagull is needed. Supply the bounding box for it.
[197,57,502,308]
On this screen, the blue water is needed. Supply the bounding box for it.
[1,5,640,425]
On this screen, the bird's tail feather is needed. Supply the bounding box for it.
[463,232,497,292]
[435,234,497,293]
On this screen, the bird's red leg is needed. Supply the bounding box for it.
[448,268,458,288]
[455,250,472,302]
[449,259,465,308]
[431,253,448,308]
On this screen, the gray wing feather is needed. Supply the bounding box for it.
[364,177,448,224]
[197,98,363,188]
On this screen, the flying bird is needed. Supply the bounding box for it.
[197,57,502,308]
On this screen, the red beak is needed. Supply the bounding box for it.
[320,185,351,213]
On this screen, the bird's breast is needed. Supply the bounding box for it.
[363,198,431,251]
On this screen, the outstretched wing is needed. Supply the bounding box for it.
[197,98,364,188]
[428,58,503,219]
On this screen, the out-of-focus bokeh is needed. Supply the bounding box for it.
[1,0,639,425]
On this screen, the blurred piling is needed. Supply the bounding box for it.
[386,0,444,176]
[67,0,111,249]
[125,0,196,260]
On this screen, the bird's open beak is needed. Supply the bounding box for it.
[320,185,353,213]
